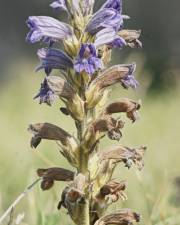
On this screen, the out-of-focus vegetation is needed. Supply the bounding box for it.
[0,59,180,225]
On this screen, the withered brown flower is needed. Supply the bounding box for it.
[118,29,142,48]
[98,180,127,203]
[100,145,147,171]
[94,209,141,225]
[104,98,141,122]
[46,76,75,100]
[93,64,134,90]
[58,174,87,224]
[91,180,127,222]
[47,76,85,121]
[83,116,125,153]
[28,122,74,148]
[85,64,137,109]
[37,167,74,190]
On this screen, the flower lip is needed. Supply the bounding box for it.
[121,63,139,89]
[74,43,102,75]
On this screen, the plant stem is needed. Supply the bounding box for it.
[79,200,90,225]
[0,178,41,224]
[76,80,90,225]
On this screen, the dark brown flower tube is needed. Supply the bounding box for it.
[28,122,73,148]
[104,98,141,122]
[37,167,74,191]
[94,208,141,225]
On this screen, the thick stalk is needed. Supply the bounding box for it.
[76,78,90,225]
[78,199,90,225]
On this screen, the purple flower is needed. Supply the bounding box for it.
[74,44,102,75]
[85,8,123,35]
[26,16,72,44]
[101,0,122,13]
[36,48,73,75]
[94,27,126,49]
[34,79,56,106]
[121,64,139,89]
[50,0,67,11]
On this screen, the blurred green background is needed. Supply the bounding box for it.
[0,0,180,224]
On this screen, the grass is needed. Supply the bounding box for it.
[0,60,180,224]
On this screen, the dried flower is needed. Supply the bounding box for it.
[100,145,147,170]
[96,180,127,204]
[83,116,125,153]
[94,64,137,90]
[58,174,87,224]
[94,209,141,225]
[86,64,138,109]
[104,98,141,122]
[28,122,74,148]
[37,167,74,190]
[118,29,142,48]
[46,76,75,100]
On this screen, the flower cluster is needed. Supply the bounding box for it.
[27,0,145,225]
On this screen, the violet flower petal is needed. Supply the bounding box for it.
[36,48,73,75]
[26,16,73,44]
[74,44,102,75]
[121,64,139,89]
[85,8,123,35]
[34,79,56,106]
